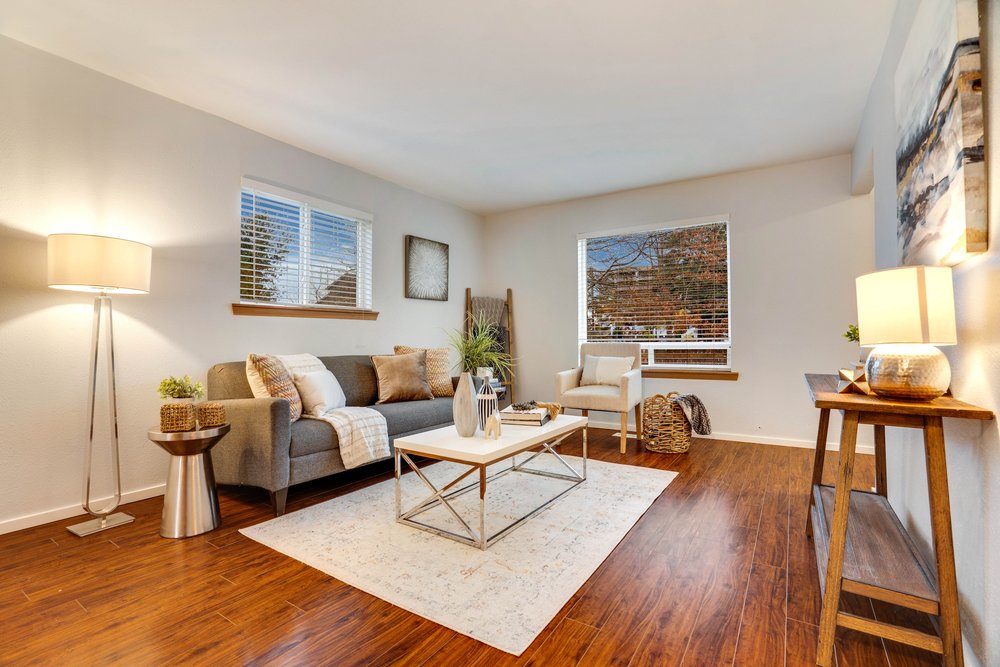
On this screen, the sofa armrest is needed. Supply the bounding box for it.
[555,367,584,398]
[620,368,643,409]
[210,397,291,492]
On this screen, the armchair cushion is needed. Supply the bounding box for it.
[581,354,636,386]
[559,385,627,412]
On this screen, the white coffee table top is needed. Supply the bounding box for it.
[394,414,587,466]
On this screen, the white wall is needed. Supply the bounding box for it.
[853,1,999,664]
[0,36,483,534]
[483,154,875,449]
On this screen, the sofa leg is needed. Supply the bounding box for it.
[269,487,288,516]
[581,409,589,448]
[620,412,628,454]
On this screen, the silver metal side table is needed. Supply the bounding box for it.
[147,424,229,538]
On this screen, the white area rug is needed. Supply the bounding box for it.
[240,456,676,655]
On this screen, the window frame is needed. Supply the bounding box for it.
[577,214,733,372]
[238,178,374,315]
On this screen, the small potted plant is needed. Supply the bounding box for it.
[844,324,866,368]
[158,375,205,432]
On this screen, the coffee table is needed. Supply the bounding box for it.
[393,414,587,550]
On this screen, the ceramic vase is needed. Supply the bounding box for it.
[453,372,478,437]
[477,380,498,430]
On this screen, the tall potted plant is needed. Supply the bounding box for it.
[448,313,514,436]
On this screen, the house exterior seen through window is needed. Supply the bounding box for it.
[239,179,373,310]
[577,217,731,369]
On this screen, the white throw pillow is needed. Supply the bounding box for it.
[580,355,635,387]
[277,353,325,377]
[293,370,347,416]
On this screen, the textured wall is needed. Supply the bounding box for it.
[0,36,483,533]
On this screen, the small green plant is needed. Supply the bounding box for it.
[447,312,514,380]
[843,324,860,343]
[158,375,205,400]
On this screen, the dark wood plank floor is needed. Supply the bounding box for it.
[0,432,942,666]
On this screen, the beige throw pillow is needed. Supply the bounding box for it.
[246,353,303,422]
[580,355,635,387]
[393,345,454,397]
[371,351,434,404]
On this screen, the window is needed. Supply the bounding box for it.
[577,217,731,370]
[239,179,373,311]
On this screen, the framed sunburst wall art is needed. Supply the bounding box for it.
[404,235,449,301]
[895,0,987,266]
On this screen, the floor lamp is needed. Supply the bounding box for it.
[48,234,152,537]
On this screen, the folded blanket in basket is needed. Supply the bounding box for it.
[670,394,712,435]
[303,407,390,469]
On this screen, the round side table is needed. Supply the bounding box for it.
[147,424,230,538]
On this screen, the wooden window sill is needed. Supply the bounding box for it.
[231,303,379,320]
[642,368,739,381]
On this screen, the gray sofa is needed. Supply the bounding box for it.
[207,354,457,515]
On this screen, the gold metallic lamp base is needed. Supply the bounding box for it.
[66,512,135,537]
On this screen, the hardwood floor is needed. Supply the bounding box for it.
[0,432,943,666]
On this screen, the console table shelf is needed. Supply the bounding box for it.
[810,485,939,613]
[804,373,992,666]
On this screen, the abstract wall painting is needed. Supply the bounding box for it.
[895,0,986,266]
[404,235,449,301]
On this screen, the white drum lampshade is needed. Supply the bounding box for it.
[48,234,151,294]
[855,266,956,400]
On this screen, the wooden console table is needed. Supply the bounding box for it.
[804,374,992,666]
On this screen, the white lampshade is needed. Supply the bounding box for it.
[855,266,956,347]
[48,234,152,294]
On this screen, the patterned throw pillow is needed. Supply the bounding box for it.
[393,345,455,397]
[246,353,303,422]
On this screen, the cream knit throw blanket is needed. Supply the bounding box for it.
[303,407,390,469]
[278,353,390,469]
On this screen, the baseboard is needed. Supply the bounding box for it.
[0,483,166,536]
[587,420,876,455]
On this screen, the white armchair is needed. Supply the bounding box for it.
[555,343,643,454]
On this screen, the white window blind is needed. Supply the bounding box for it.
[239,179,373,310]
[577,217,731,369]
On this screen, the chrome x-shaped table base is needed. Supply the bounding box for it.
[394,431,586,550]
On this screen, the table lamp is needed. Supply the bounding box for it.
[855,266,956,400]
[48,233,152,536]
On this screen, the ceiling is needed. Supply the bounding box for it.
[0,1,896,215]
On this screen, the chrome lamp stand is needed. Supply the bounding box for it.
[67,293,135,537]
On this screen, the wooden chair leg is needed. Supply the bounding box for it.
[581,409,588,448]
[620,412,628,454]
[634,403,643,442]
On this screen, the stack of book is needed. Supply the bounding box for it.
[499,405,550,426]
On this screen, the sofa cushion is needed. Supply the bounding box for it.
[289,418,339,458]
[246,354,303,422]
[373,397,454,436]
[394,345,455,397]
[371,351,434,404]
[320,356,379,407]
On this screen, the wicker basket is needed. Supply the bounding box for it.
[160,402,196,432]
[642,392,692,453]
[196,402,227,428]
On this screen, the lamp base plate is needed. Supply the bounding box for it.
[67,512,135,537]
